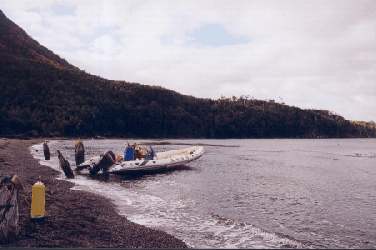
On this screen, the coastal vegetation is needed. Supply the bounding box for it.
[0,10,375,139]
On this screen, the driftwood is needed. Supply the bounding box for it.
[74,141,85,166]
[57,150,74,179]
[43,142,50,160]
[0,175,23,243]
[89,151,115,176]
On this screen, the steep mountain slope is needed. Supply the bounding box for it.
[0,10,76,71]
[0,9,375,138]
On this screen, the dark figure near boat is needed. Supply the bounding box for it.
[43,140,50,160]
[57,150,74,179]
[74,140,85,166]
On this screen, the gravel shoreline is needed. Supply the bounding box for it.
[0,139,187,248]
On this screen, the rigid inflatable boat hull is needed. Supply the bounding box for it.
[110,146,204,174]
[76,146,204,175]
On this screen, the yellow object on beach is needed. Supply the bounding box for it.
[31,180,46,219]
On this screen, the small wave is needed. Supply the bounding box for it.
[248,149,286,153]
[294,149,376,159]
[127,195,305,248]
[209,214,304,248]
[345,153,376,159]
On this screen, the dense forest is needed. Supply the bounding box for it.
[0,10,375,139]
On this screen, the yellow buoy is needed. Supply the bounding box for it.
[31,179,45,220]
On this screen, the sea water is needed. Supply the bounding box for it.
[30,139,376,248]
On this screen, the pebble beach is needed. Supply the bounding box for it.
[0,138,187,248]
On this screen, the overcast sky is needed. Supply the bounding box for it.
[2,0,376,121]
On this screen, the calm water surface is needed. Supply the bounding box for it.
[31,139,376,248]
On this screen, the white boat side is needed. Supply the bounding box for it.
[77,146,205,174]
[78,155,101,168]
[109,146,204,173]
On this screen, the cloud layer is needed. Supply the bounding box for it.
[2,0,376,121]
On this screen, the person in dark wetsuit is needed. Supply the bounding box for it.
[57,150,74,179]
[43,140,50,160]
[74,140,85,166]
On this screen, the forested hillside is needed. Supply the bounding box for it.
[0,10,375,138]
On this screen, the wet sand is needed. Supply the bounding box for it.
[0,139,187,248]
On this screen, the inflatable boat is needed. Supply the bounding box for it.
[77,146,204,174]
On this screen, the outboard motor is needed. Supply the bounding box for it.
[90,151,116,176]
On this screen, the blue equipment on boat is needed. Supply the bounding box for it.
[124,146,135,161]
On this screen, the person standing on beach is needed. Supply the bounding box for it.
[74,140,85,166]
[57,150,75,179]
[43,140,50,160]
